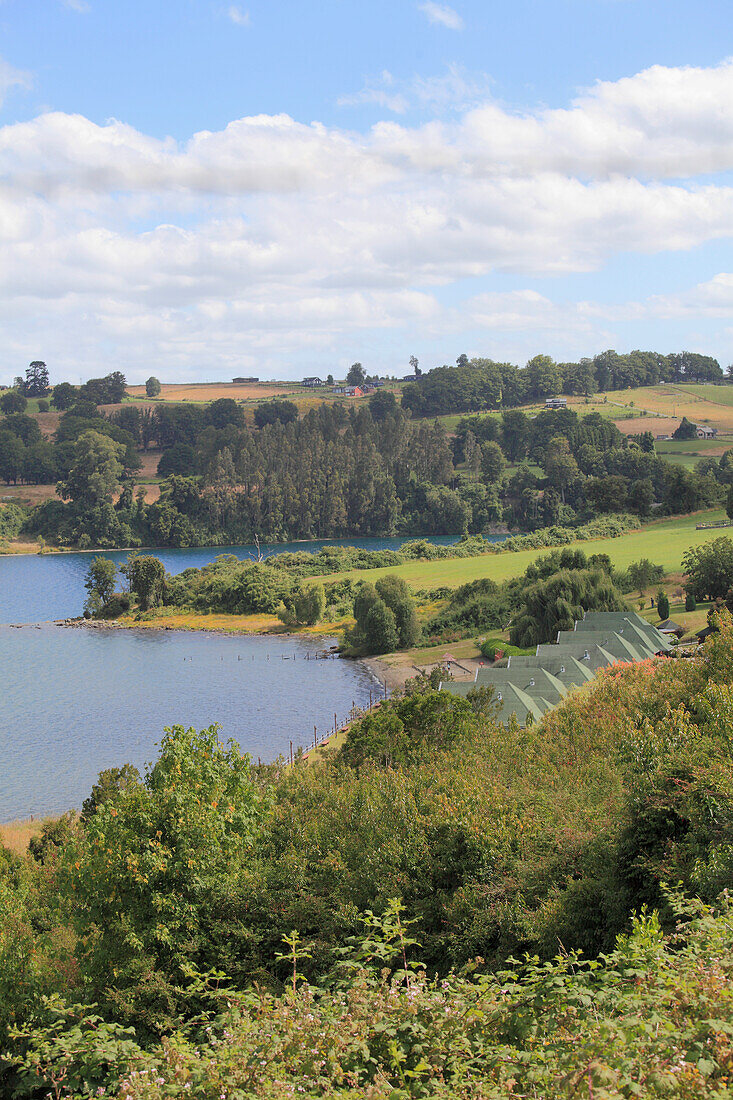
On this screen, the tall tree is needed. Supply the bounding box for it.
[57,430,125,509]
[24,361,50,397]
[347,362,366,386]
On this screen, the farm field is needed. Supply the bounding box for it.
[656,437,732,454]
[674,383,733,405]
[610,385,733,433]
[314,509,730,591]
[126,381,300,402]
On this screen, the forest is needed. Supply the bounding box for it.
[2,616,733,1096]
[1,364,730,548]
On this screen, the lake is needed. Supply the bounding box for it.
[0,625,376,822]
[1,534,500,822]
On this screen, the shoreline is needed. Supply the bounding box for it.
[48,615,348,642]
[0,530,468,560]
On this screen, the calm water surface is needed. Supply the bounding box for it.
[0,625,376,822]
[1,534,500,821]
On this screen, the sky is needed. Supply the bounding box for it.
[1,0,733,384]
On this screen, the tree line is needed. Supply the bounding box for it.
[401,348,725,417]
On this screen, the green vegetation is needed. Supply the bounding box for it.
[508,553,625,647]
[4,618,733,1095]
[401,349,722,419]
[315,509,729,590]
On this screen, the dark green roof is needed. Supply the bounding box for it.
[440,680,546,727]
[506,654,595,687]
[555,630,651,662]
[574,613,672,652]
[535,642,616,670]
[473,666,568,705]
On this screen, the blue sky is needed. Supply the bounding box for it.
[1,0,733,382]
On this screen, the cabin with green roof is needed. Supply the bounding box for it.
[574,612,671,653]
[506,653,595,688]
[473,666,568,706]
[554,630,653,662]
[534,641,617,670]
[439,680,546,727]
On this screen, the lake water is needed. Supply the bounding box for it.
[0,533,500,822]
[0,625,376,822]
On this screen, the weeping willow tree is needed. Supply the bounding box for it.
[509,566,626,647]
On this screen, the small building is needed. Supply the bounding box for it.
[372,379,386,387]
[545,397,567,409]
[657,618,685,638]
[232,376,259,383]
[696,425,718,438]
[402,374,420,382]
[302,376,323,388]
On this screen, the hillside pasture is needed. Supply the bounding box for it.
[610,385,733,433]
[126,381,300,403]
[314,509,729,591]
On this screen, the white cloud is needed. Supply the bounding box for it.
[2,58,733,379]
[418,2,464,30]
[227,5,250,26]
[0,56,32,108]
[62,0,91,12]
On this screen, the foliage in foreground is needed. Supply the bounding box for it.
[7,902,733,1099]
[4,620,733,1096]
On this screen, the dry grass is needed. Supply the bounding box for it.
[126,382,299,402]
[117,610,353,636]
[0,484,58,504]
[611,386,733,433]
[0,817,50,855]
[614,415,681,436]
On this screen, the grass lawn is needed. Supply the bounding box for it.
[313,510,729,591]
[656,438,733,454]
[118,608,353,636]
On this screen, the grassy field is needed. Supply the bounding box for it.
[0,817,46,853]
[674,383,733,405]
[117,608,353,636]
[313,510,730,590]
[610,386,733,433]
[656,438,732,454]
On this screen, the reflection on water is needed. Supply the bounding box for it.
[0,626,376,822]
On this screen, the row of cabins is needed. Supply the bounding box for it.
[440,611,672,727]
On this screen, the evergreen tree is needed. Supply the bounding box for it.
[25,360,50,396]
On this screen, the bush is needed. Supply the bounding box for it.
[657,589,670,620]
[685,591,697,611]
